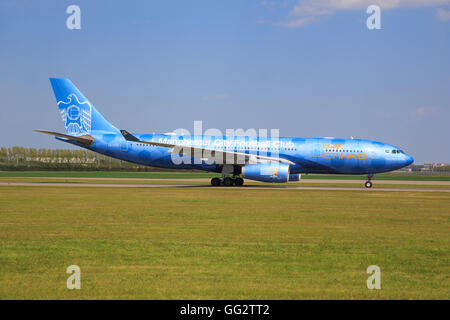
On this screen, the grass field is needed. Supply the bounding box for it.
[0,184,449,299]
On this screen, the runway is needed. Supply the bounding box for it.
[1,181,449,192]
[2,176,450,185]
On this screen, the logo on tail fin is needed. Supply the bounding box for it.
[57,93,92,136]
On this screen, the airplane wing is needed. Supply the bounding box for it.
[120,130,294,166]
[34,130,94,147]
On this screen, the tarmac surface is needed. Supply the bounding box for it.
[2,177,450,185]
[1,181,449,192]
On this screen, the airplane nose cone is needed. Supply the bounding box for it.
[405,155,414,166]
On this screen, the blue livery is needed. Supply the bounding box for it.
[37,78,414,188]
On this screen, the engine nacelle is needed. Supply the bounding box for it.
[242,162,290,183]
[288,173,301,182]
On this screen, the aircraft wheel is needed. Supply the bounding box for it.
[223,177,234,186]
[365,181,373,188]
[211,177,221,186]
[234,177,244,186]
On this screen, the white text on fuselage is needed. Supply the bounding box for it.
[156,138,295,150]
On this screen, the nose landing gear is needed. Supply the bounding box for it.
[365,174,374,188]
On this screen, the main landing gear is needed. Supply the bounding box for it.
[365,174,374,188]
[210,165,244,187]
[210,176,244,187]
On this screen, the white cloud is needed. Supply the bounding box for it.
[290,0,450,17]
[261,0,450,26]
[271,16,317,28]
[261,0,294,9]
[437,7,450,21]
[414,106,439,116]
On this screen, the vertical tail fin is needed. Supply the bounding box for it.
[49,78,119,136]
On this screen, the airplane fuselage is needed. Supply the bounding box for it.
[80,132,414,175]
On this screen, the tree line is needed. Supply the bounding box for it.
[0,147,159,171]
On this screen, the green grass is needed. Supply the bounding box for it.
[0,186,449,299]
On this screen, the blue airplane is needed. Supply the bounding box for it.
[36,78,414,188]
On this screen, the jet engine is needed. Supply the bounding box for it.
[241,162,290,183]
[288,173,301,182]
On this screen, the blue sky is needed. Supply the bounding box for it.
[0,0,449,163]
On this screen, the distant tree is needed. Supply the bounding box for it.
[0,146,160,171]
[434,165,450,172]
[0,147,7,160]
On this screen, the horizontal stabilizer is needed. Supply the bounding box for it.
[120,130,140,142]
[34,130,94,147]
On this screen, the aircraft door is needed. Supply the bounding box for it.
[120,141,130,152]
[312,143,323,159]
